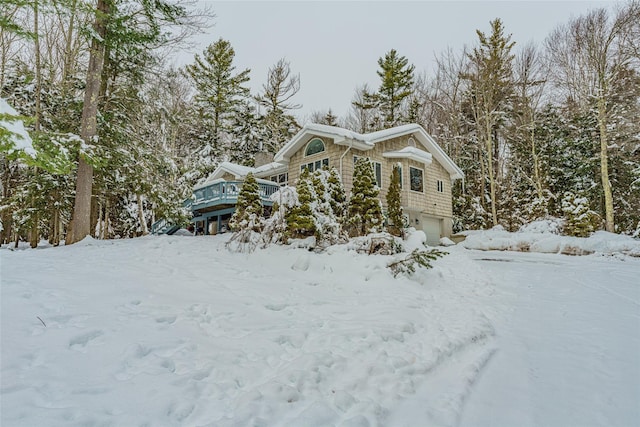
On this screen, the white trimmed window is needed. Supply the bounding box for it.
[270,173,289,186]
[437,179,444,193]
[301,158,329,173]
[305,138,325,156]
[410,167,424,192]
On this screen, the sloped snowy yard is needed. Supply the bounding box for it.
[2,233,639,426]
[1,235,495,427]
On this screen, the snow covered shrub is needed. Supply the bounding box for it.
[561,192,600,237]
[386,165,404,238]
[281,168,346,246]
[349,232,404,255]
[227,173,266,253]
[518,217,564,234]
[387,248,448,278]
[229,173,264,232]
[327,168,346,222]
[285,168,317,239]
[261,186,298,245]
[310,169,344,246]
[347,158,383,237]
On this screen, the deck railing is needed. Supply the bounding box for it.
[191,180,279,210]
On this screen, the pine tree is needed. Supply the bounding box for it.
[462,18,515,228]
[327,167,346,223]
[184,38,251,149]
[285,168,316,238]
[347,157,383,236]
[229,173,262,231]
[229,173,263,232]
[229,100,263,166]
[323,109,339,126]
[562,192,600,237]
[386,165,404,237]
[372,49,415,127]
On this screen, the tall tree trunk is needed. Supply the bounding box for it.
[597,95,615,232]
[96,198,103,239]
[485,118,498,227]
[30,0,42,249]
[137,194,148,235]
[67,0,109,245]
[531,125,544,200]
[103,197,110,239]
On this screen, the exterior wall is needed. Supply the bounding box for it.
[221,172,235,181]
[287,135,346,183]
[285,133,456,238]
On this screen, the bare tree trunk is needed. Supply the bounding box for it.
[485,119,498,227]
[103,197,110,239]
[96,198,103,239]
[53,208,60,246]
[29,0,42,249]
[597,96,615,232]
[531,126,544,200]
[137,194,148,235]
[67,0,109,245]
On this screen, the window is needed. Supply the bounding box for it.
[410,167,423,192]
[354,156,382,187]
[270,173,289,186]
[305,138,325,156]
[301,158,329,173]
[396,165,403,189]
[437,180,444,193]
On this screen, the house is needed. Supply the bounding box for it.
[182,123,464,245]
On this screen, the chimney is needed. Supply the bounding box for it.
[254,151,274,167]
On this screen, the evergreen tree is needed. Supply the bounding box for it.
[562,192,600,237]
[347,157,383,236]
[327,167,346,223]
[323,109,339,126]
[184,38,251,149]
[285,168,316,238]
[462,18,515,228]
[229,173,263,232]
[229,100,263,166]
[386,165,404,237]
[370,49,416,127]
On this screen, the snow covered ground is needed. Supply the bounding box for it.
[461,220,640,257]
[1,233,639,426]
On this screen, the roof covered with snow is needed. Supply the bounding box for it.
[197,161,288,189]
[274,123,464,180]
[383,146,433,165]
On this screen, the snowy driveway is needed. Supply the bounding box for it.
[459,251,640,427]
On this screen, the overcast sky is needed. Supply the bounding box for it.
[174,1,615,122]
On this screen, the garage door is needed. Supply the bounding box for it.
[422,216,442,246]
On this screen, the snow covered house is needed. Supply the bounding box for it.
[183,123,464,244]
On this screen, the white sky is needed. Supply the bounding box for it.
[174,1,615,122]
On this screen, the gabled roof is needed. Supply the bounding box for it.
[383,146,433,165]
[195,161,288,190]
[274,123,464,180]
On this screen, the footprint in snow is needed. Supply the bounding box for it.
[69,330,104,350]
[156,315,177,325]
[265,303,288,312]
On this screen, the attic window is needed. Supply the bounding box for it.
[305,138,325,156]
[408,136,416,147]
